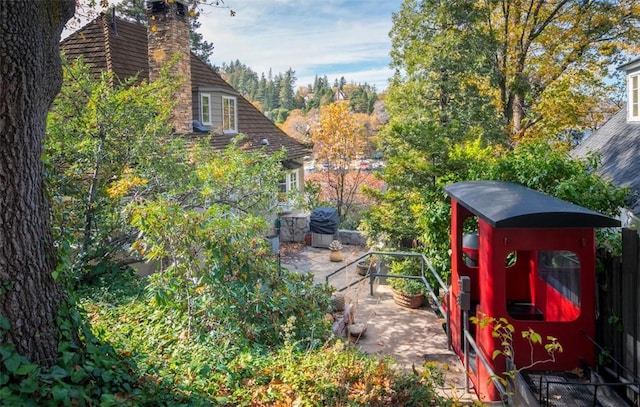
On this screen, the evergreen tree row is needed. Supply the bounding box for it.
[217,60,378,123]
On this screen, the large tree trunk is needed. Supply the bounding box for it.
[0,0,75,367]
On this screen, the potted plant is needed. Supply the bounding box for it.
[328,240,344,262]
[388,258,426,309]
[356,255,377,276]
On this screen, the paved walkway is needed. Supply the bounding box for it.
[280,243,478,404]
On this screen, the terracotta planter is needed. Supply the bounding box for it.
[391,288,424,309]
[356,261,375,276]
[329,250,344,262]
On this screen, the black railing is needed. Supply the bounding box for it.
[462,321,509,403]
[537,376,640,406]
[324,250,448,321]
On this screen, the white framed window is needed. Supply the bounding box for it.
[629,73,640,122]
[288,171,298,192]
[201,93,212,125]
[279,171,299,193]
[222,96,237,133]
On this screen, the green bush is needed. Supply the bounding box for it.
[69,266,447,406]
[388,258,427,296]
[364,139,629,282]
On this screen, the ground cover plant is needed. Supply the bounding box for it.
[72,265,449,406]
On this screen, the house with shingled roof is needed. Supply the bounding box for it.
[572,57,640,228]
[61,1,309,195]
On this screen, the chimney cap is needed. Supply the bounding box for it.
[147,0,187,17]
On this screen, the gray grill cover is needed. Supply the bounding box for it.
[309,207,339,234]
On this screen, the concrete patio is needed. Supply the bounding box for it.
[279,243,478,404]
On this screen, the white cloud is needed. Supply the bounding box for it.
[66,0,402,90]
[197,0,401,90]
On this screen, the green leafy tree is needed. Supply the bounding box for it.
[115,0,215,64]
[366,0,632,276]
[128,142,331,346]
[381,0,506,228]
[364,139,628,277]
[391,0,640,142]
[46,57,184,274]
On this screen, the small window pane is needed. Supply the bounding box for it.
[223,97,237,133]
[632,75,639,119]
[201,94,211,125]
[289,172,298,192]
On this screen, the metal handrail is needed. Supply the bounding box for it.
[538,376,640,406]
[582,331,640,385]
[463,326,509,403]
[325,250,448,318]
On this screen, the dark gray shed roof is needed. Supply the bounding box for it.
[571,106,640,214]
[444,180,620,228]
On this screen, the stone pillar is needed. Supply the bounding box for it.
[146,0,192,134]
[279,212,310,243]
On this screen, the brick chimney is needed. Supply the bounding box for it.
[146,0,192,134]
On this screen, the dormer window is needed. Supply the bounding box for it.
[630,72,640,122]
[201,93,212,126]
[222,96,237,134]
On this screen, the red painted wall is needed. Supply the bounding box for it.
[448,198,598,402]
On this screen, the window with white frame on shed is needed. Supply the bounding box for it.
[222,96,237,133]
[201,93,212,125]
[630,72,640,121]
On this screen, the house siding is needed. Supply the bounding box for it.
[194,90,236,133]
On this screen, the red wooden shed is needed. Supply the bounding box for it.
[444,180,620,402]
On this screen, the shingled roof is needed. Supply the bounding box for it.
[61,13,310,161]
[571,106,640,214]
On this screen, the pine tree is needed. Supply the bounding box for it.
[116,0,214,64]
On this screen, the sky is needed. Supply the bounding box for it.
[195,0,403,91]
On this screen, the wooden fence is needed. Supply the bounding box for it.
[596,228,640,387]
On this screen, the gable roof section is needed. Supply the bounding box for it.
[62,16,149,82]
[571,106,640,214]
[61,14,309,161]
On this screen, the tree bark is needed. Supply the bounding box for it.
[0,0,75,367]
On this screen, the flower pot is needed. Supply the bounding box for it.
[356,260,375,276]
[391,288,424,309]
[329,250,344,262]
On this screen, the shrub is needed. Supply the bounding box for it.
[388,258,427,296]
